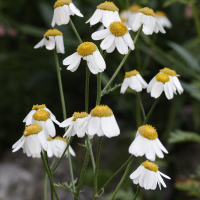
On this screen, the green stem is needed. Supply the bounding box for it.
[133,186,141,200]
[93,137,102,200]
[41,152,59,200]
[97,155,134,197]
[44,169,47,200]
[192,5,200,42]
[96,73,101,105]
[52,136,74,174]
[143,98,160,125]
[136,93,146,120]
[101,26,142,94]
[69,19,83,43]
[110,160,133,200]
[85,66,90,113]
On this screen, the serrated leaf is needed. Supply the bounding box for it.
[168,130,200,144]
[54,182,71,190]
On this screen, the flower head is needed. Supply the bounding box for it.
[131,7,166,35]
[47,136,75,158]
[51,0,83,27]
[92,21,134,55]
[128,5,141,26]
[129,125,168,161]
[155,11,172,28]
[120,70,147,93]
[86,1,121,28]
[85,105,120,138]
[60,112,89,138]
[63,42,106,74]
[12,124,48,158]
[130,160,171,190]
[34,29,64,54]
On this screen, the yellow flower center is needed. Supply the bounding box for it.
[97,1,119,12]
[54,0,72,8]
[32,104,46,110]
[55,136,66,142]
[156,74,170,83]
[23,124,43,136]
[33,110,50,121]
[160,67,177,76]
[48,136,53,141]
[91,105,113,117]
[109,22,128,37]
[43,29,63,37]
[155,11,166,17]
[120,17,127,23]
[125,70,139,78]
[72,112,89,121]
[138,125,158,140]
[77,42,97,56]
[142,160,159,172]
[129,5,141,12]
[138,7,156,18]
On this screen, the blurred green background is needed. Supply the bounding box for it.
[1,0,200,199]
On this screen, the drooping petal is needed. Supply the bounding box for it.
[60,117,73,127]
[136,74,147,88]
[110,115,120,136]
[69,3,83,17]
[151,81,164,98]
[67,56,82,71]
[12,136,25,152]
[159,171,171,179]
[88,117,100,136]
[132,12,143,32]
[156,138,168,154]
[120,78,130,93]
[45,36,56,50]
[157,173,166,188]
[55,35,65,54]
[45,119,56,137]
[173,76,183,94]
[106,39,116,53]
[100,34,115,50]
[147,76,156,93]
[38,130,48,151]
[130,165,143,179]
[156,19,166,34]
[86,55,100,74]
[63,52,80,65]
[34,38,46,49]
[89,9,103,25]
[115,36,128,55]
[62,5,70,24]
[123,32,135,50]
[93,50,106,70]
[101,116,115,138]
[92,29,111,40]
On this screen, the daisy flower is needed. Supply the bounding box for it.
[128,5,141,27]
[86,105,120,138]
[34,29,64,54]
[147,73,174,99]
[131,7,166,35]
[63,42,106,74]
[159,67,183,94]
[51,0,83,27]
[130,160,171,190]
[31,110,61,139]
[86,1,121,28]
[12,124,48,158]
[92,21,134,55]
[120,70,147,93]
[129,125,168,161]
[155,11,172,29]
[60,112,89,138]
[23,104,56,126]
[47,136,75,158]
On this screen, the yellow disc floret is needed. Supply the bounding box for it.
[160,67,177,77]
[155,11,166,17]
[138,125,158,140]
[142,160,159,172]
[138,7,156,18]
[54,0,72,8]
[97,1,119,12]
[44,29,63,37]
[156,74,170,83]
[109,22,128,37]
[73,112,89,121]
[33,110,50,121]
[55,136,66,142]
[129,5,141,12]
[23,124,43,136]
[48,136,53,141]
[91,105,113,117]
[120,17,127,23]
[125,70,139,78]
[32,104,46,110]
[77,42,97,56]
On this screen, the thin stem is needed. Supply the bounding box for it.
[93,137,102,200]
[101,26,142,94]
[136,93,146,120]
[41,152,59,200]
[133,186,141,200]
[97,155,134,197]
[85,66,90,113]
[52,136,74,174]
[143,98,160,125]
[192,5,200,42]
[69,19,83,43]
[96,73,101,105]
[111,159,133,200]
[44,169,47,200]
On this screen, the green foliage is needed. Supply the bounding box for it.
[168,129,200,144]
[163,0,195,7]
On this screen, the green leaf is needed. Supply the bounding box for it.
[168,42,200,73]
[77,143,87,148]
[168,129,200,144]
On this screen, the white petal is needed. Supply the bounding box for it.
[156,138,168,154]
[67,56,82,71]
[132,13,143,32]
[145,142,156,161]
[62,5,70,24]
[12,136,25,152]
[34,38,46,49]
[69,3,83,17]
[93,49,106,70]
[88,117,100,136]
[159,171,171,179]
[38,131,48,151]
[45,36,55,50]
[164,82,174,100]
[147,76,156,93]
[156,19,166,34]
[152,140,164,158]
[69,145,76,156]
[63,124,73,138]
[24,110,35,125]
[173,76,183,93]
[123,32,135,50]
[157,173,166,188]
[144,170,152,189]
[51,11,56,27]
[110,115,120,136]
[120,78,129,94]
[142,15,152,35]
[63,52,80,65]
[136,74,147,88]
[45,119,56,137]
[130,76,142,92]
[51,116,61,126]
[102,10,112,28]
[86,55,100,74]
[130,165,143,179]
[60,116,73,127]
[92,29,111,40]
[151,174,158,190]
[115,36,128,55]
[147,171,155,190]
[151,81,164,98]
[55,35,65,54]
[101,116,115,138]
[139,167,148,187]
[89,9,103,25]
[106,39,116,53]
[100,34,115,50]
